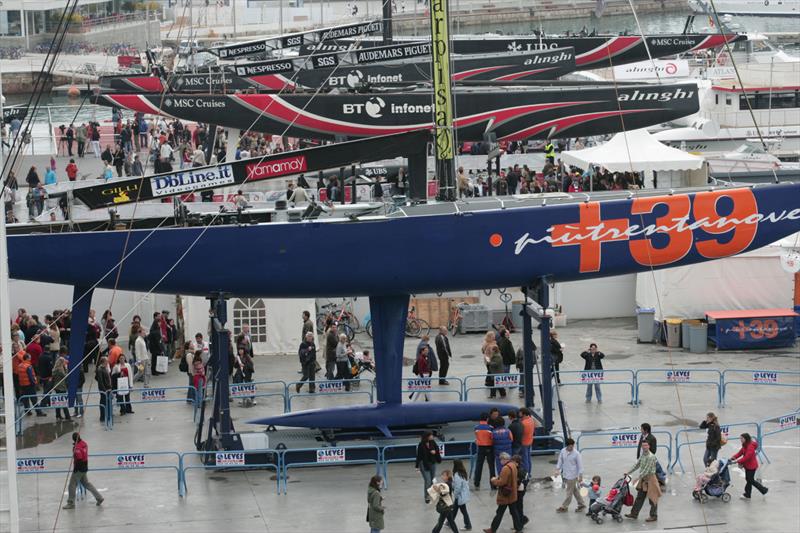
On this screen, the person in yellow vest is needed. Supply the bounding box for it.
[544,141,556,165]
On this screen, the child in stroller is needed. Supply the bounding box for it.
[692,458,732,503]
[347,349,375,386]
[588,475,632,524]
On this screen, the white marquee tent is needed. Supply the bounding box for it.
[636,233,800,321]
[562,128,706,173]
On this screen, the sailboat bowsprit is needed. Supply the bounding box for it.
[93,83,700,141]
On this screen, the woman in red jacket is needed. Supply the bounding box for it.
[730,433,768,499]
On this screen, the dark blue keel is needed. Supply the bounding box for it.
[251,294,525,431]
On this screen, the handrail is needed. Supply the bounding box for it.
[634,368,723,406]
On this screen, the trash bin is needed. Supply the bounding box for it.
[689,322,708,353]
[681,320,693,349]
[636,307,656,343]
[665,318,682,348]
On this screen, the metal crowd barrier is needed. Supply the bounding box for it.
[381,440,475,488]
[229,380,287,411]
[110,385,199,424]
[281,445,381,494]
[285,378,374,412]
[463,373,523,401]
[576,430,673,470]
[15,451,183,496]
[180,449,281,495]
[758,410,800,465]
[671,421,762,473]
[15,391,113,435]
[634,369,723,406]
[721,369,800,407]
[556,370,636,405]
[400,377,464,401]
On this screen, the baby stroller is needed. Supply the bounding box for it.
[589,475,632,524]
[693,458,732,503]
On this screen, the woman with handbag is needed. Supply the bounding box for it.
[487,346,506,399]
[428,470,459,533]
[111,355,134,415]
[366,475,385,533]
[416,431,442,503]
[486,452,523,533]
[700,412,723,467]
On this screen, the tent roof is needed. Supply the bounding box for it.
[562,128,705,173]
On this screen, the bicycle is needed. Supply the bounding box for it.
[316,299,360,333]
[447,302,464,336]
[406,306,430,338]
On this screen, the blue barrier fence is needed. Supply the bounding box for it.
[576,430,673,471]
[14,451,184,496]
[229,380,288,411]
[15,391,112,435]
[110,385,199,424]
[720,369,800,407]
[463,373,522,401]
[672,421,762,473]
[634,369,723,407]
[180,449,281,494]
[381,440,474,488]
[13,410,795,498]
[285,378,374,411]
[400,377,464,401]
[758,409,800,465]
[281,445,382,494]
[557,369,636,404]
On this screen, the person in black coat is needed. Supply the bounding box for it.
[550,330,563,385]
[148,313,164,375]
[434,327,452,386]
[415,431,442,503]
[497,327,516,374]
[580,343,604,403]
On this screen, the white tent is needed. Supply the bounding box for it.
[636,234,800,321]
[562,128,705,173]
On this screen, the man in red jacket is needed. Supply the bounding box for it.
[63,432,104,509]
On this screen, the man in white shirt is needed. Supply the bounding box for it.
[555,437,586,513]
[134,327,150,388]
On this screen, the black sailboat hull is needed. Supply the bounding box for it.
[100,48,577,93]
[303,33,745,70]
[93,83,699,141]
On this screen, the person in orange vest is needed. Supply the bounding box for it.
[473,412,495,490]
[16,352,45,416]
[519,407,536,475]
[107,338,123,367]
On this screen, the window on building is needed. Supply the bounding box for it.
[740,91,800,110]
[232,298,268,343]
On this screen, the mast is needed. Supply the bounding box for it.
[1,63,21,531]
[383,0,393,44]
[429,0,456,201]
